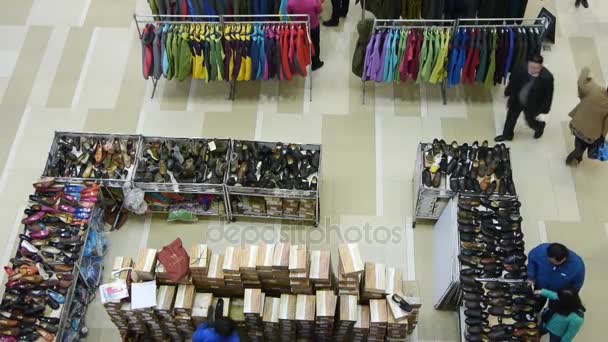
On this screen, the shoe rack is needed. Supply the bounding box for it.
[131,136,232,219]
[413,143,455,222]
[41,133,322,226]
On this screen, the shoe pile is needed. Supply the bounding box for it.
[458,195,540,341]
[144,192,225,216]
[421,139,516,196]
[458,196,527,280]
[462,280,539,341]
[135,138,229,184]
[46,134,138,180]
[1,179,98,341]
[227,141,319,191]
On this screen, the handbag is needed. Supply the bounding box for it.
[157,238,190,282]
[588,114,608,160]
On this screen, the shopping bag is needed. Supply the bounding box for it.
[587,136,605,160]
[157,238,190,282]
[598,141,608,161]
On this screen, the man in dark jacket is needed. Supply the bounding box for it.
[495,55,554,142]
[323,0,349,26]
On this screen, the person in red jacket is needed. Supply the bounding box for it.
[288,0,324,70]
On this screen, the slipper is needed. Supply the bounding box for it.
[392,294,413,312]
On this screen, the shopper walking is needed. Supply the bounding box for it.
[288,0,324,70]
[575,0,589,8]
[323,0,349,27]
[527,243,585,312]
[566,66,608,166]
[495,55,554,142]
[534,287,585,342]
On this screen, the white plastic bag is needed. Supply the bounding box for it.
[122,186,148,215]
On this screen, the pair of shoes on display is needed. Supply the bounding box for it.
[47,135,138,180]
[136,139,228,184]
[575,0,590,8]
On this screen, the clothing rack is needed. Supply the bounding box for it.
[132,14,313,101]
[361,17,548,105]
[362,19,457,105]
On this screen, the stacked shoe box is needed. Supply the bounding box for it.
[122,303,146,336]
[271,242,292,292]
[335,294,358,341]
[174,284,195,338]
[240,244,261,288]
[289,245,313,294]
[309,250,334,290]
[278,294,297,340]
[243,288,265,341]
[134,248,158,281]
[256,243,276,290]
[204,253,225,290]
[402,281,422,335]
[299,199,316,220]
[105,257,133,335]
[262,296,281,341]
[156,285,180,340]
[368,299,388,341]
[314,290,337,341]
[282,198,300,217]
[386,305,408,340]
[155,259,192,285]
[222,246,243,294]
[191,293,213,327]
[265,197,283,217]
[295,294,316,339]
[249,196,266,214]
[362,262,387,302]
[352,304,370,341]
[137,305,164,340]
[189,244,211,289]
[338,243,364,296]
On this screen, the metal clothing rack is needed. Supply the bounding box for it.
[362,19,457,105]
[132,14,313,102]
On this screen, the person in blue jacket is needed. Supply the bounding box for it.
[193,298,240,342]
[528,243,585,312]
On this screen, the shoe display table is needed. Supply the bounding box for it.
[41,133,322,226]
[413,140,517,224]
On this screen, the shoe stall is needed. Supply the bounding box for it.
[42,132,142,229]
[421,140,539,341]
[41,132,322,226]
[0,180,102,341]
[132,136,231,219]
[225,140,321,226]
[413,140,516,224]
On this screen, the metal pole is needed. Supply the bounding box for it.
[308,16,312,102]
[151,78,158,99]
[133,14,143,38]
[362,0,366,21]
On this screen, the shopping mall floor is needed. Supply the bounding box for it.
[0,0,607,341]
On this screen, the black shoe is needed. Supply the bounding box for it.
[581,0,589,7]
[575,0,582,7]
[422,168,432,187]
[312,61,324,71]
[494,135,513,142]
[339,9,348,18]
[322,20,339,27]
[534,123,546,139]
[432,172,442,188]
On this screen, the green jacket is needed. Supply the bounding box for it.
[176,31,193,81]
[166,28,175,80]
[352,19,375,77]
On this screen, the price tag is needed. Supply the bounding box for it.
[208,141,217,151]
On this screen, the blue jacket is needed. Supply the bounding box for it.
[528,243,585,292]
[192,323,240,342]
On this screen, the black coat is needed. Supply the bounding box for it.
[505,67,554,114]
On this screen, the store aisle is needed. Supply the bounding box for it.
[1,0,608,340]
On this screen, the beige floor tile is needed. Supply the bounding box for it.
[27,0,90,26]
[0,0,33,25]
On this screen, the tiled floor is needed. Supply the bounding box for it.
[0,0,607,340]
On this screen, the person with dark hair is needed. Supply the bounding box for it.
[528,243,585,312]
[193,298,240,342]
[323,0,349,27]
[534,287,585,341]
[495,55,554,142]
[566,66,608,166]
[575,0,589,8]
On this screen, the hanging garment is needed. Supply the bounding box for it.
[507,0,528,19]
[153,25,163,80]
[142,24,155,79]
[429,29,451,84]
[484,30,497,87]
[416,30,430,83]
[395,29,408,82]
[447,29,461,87]
[399,29,415,81]
[148,0,160,17]
[353,19,375,78]
[462,29,481,84]
[176,31,193,81]
[402,0,421,19]
[162,25,170,77]
[421,0,445,19]
[156,0,167,15]
[504,28,515,84]
[475,29,488,83]
[445,0,480,19]
[356,0,402,19]
[454,29,468,85]
[461,30,475,83]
